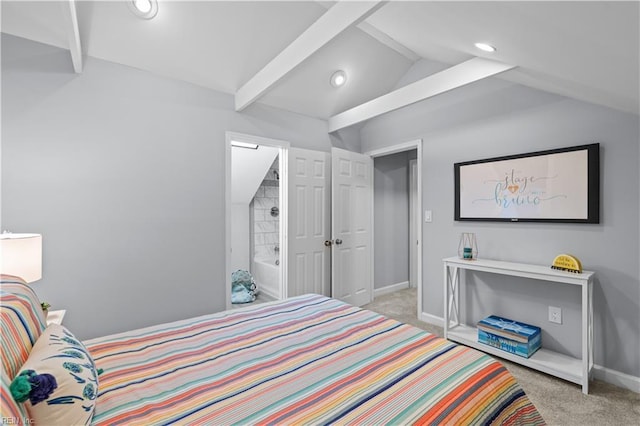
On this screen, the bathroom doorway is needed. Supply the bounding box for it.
[249,155,281,300]
[226,132,289,309]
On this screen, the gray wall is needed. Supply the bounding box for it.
[360,60,640,377]
[373,151,410,289]
[1,34,333,340]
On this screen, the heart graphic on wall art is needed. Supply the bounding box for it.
[508,185,519,193]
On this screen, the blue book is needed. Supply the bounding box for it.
[477,315,541,343]
[478,329,541,358]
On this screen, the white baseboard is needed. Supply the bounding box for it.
[593,365,640,393]
[374,281,410,298]
[259,286,279,300]
[419,312,444,327]
[418,312,639,394]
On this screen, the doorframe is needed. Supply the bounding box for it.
[409,158,418,289]
[364,139,423,321]
[225,131,290,310]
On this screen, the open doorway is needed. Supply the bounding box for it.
[372,150,418,292]
[366,140,423,318]
[225,132,289,310]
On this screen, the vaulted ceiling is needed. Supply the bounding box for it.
[2,1,638,131]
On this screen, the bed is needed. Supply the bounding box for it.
[1,275,544,425]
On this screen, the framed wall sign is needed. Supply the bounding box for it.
[454,143,600,223]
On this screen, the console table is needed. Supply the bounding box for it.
[443,256,594,394]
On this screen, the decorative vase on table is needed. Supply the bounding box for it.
[458,233,478,260]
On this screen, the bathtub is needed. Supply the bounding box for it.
[252,257,280,299]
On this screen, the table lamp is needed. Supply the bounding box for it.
[0,233,42,283]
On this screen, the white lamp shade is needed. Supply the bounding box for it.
[0,233,42,283]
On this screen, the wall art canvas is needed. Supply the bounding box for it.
[454,144,599,223]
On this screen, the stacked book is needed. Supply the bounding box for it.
[477,315,541,358]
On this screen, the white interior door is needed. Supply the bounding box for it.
[331,147,373,306]
[287,148,331,297]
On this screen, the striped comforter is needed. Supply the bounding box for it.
[86,294,544,425]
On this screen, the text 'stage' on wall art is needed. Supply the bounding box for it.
[454,143,600,223]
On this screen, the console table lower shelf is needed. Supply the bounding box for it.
[443,256,594,394]
[447,325,584,386]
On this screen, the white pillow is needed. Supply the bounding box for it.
[11,324,99,425]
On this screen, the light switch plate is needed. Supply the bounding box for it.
[424,210,432,222]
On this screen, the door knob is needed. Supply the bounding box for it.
[324,240,333,247]
[335,239,343,245]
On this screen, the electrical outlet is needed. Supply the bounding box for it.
[549,306,562,324]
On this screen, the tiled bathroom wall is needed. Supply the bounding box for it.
[252,157,279,263]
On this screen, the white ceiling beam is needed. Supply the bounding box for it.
[60,0,83,73]
[316,1,420,62]
[328,57,516,132]
[235,1,385,112]
[355,21,421,62]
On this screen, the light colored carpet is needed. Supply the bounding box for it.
[363,288,640,426]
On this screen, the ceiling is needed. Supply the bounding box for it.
[231,145,279,204]
[2,1,638,127]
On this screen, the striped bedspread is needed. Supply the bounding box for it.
[86,294,544,425]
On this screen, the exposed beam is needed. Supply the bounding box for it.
[316,1,420,62]
[356,21,421,62]
[235,1,385,112]
[61,0,82,73]
[328,57,516,132]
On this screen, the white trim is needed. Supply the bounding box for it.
[409,158,418,289]
[419,312,444,328]
[225,134,232,311]
[278,148,289,301]
[366,139,423,325]
[225,132,290,311]
[369,154,374,306]
[364,140,420,158]
[374,281,409,298]
[61,0,83,73]
[592,365,640,394]
[227,132,291,150]
[257,286,279,301]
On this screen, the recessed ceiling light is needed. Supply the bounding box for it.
[128,0,158,20]
[330,70,347,88]
[231,141,259,150]
[474,42,496,52]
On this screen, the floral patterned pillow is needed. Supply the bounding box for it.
[10,324,100,425]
